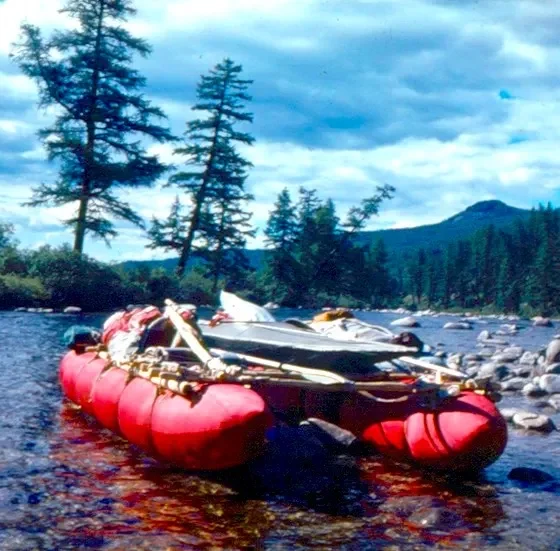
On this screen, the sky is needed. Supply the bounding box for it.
[1,0,560,263]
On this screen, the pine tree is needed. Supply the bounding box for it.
[150,58,254,277]
[442,243,456,309]
[454,240,472,308]
[201,150,255,292]
[408,248,426,305]
[496,253,519,312]
[11,0,172,253]
[146,196,189,253]
[263,188,298,301]
[368,238,391,306]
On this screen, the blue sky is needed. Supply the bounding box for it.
[1,0,560,262]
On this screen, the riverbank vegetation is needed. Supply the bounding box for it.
[0,204,559,316]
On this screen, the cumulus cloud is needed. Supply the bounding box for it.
[0,0,560,261]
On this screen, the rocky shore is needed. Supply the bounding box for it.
[417,326,560,434]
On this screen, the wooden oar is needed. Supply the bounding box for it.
[164,299,232,373]
[396,356,467,380]
[209,347,355,387]
[164,299,356,388]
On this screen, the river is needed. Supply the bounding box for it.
[0,309,559,550]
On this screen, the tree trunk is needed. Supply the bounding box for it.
[73,196,89,253]
[176,78,229,277]
[210,208,228,293]
[74,0,105,254]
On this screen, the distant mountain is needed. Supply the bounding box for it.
[118,200,532,272]
[354,200,531,259]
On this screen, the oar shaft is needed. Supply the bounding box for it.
[164,299,224,369]
[209,347,353,386]
[397,356,467,379]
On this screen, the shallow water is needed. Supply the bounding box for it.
[0,310,559,550]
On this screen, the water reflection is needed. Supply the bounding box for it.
[37,404,512,550]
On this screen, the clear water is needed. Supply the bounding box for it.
[0,310,558,550]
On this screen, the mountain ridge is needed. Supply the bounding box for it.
[119,199,532,272]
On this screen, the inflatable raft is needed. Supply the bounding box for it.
[58,301,507,472]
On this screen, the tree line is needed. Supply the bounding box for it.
[399,204,560,317]
[2,200,559,316]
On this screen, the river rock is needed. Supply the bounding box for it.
[478,363,511,381]
[501,378,527,392]
[500,323,520,333]
[508,467,555,484]
[447,352,463,366]
[464,353,483,362]
[511,365,532,378]
[301,418,358,452]
[545,363,560,375]
[512,411,557,432]
[477,330,491,341]
[531,362,547,377]
[443,322,472,330]
[408,506,464,530]
[533,316,553,327]
[522,383,547,397]
[520,351,539,365]
[492,349,523,363]
[548,395,560,411]
[499,407,524,421]
[465,366,481,378]
[538,374,560,394]
[546,339,560,364]
[390,316,419,328]
[477,335,509,346]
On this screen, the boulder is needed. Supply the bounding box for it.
[519,351,539,366]
[477,330,492,341]
[522,383,547,397]
[533,316,553,327]
[492,350,523,363]
[447,353,463,366]
[478,362,511,380]
[511,365,531,378]
[443,322,472,330]
[545,363,560,375]
[508,467,555,484]
[538,374,560,394]
[501,378,527,392]
[499,407,523,422]
[548,395,560,411]
[545,338,560,364]
[390,316,419,328]
[512,411,556,432]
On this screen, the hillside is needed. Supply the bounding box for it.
[118,200,531,272]
[355,200,531,259]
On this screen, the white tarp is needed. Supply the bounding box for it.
[220,291,277,322]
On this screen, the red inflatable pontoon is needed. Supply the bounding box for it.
[254,382,507,472]
[59,351,273,470]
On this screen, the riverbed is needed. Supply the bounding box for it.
[0,310,559,550]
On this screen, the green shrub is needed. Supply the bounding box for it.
[0,275,49,308]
